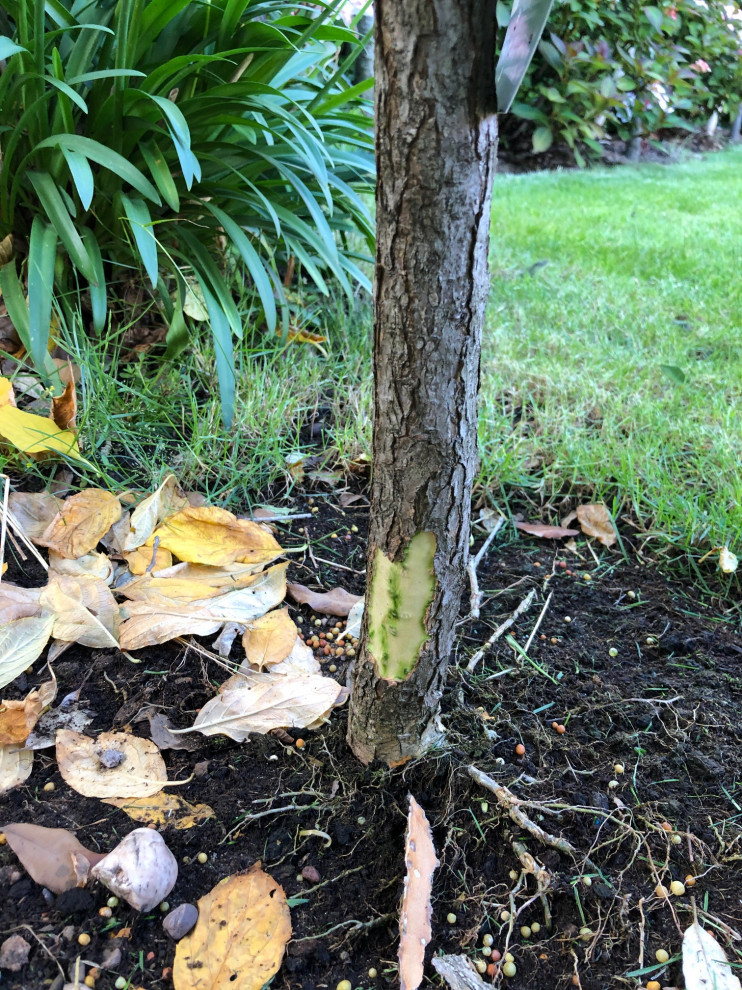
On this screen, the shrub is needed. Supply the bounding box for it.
[0,0,375,424]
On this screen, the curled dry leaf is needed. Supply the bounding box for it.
[119,560,271,605]
[0,378,85,461]
[242,608,297,669]
[399,795,439,990]
[1,823,105,893]
[0,745,33,794]
[173,864,291,990]
[575,503,617,547]
[40,574,120,649]
[287,582,362,617]
[261,637,320,677]
[0,679,56,746]
[147,505,283,568]
[515,521,580,540]
[187,670,348,742]
[36,489,123,558]
[50,377,77,431]
[123,474,188,551]
[91,828,178,912]
[56,729,168,799]
[0,582,41,621]
[344,599,364,640]
[103,793,215,830]
[683,920,741,990]
[146,713,201,752]
[48,549,114,584]
[0,612,55,691]
[119,564,287,650]
[7,491,61,540]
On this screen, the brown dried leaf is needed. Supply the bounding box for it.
[40,574,120,649]
[515,521,580,539]
[56,729,168,798]
[123,474,188,551]
[0,745,33,793]
[173,865,291,990]
[36,489,123,558]
[399,795,439,990]
[1,823,105,893]
[287,583,362,617]
[260,637,320,677]
[189,670,349,742]
[103,793,215,830]
[0,678,54,746]
[0,582,41,621]
[146,713,200,752]
[242,608,297,670]
[147,505,283,568]
[7,491,62,540]
[48,549,114,583]
[50,377,77,431]
[576,503,617,547]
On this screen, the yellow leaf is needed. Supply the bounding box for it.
[103,793,215,830]
[242,608,297,669]
[48,549,114,583]
[36,489,122,558]
[0,745,34,795]
[0,399,85,460]
[123,474,188,551]
[0,677,54,746]
[50,376,77,431]
[56,729,168,799]
[148,505,283,567]
[174,866,291,990]
[39,574,120,649]
[122,546,173,576]
[0,612,55,690]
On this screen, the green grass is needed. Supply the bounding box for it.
[480,147,742,560]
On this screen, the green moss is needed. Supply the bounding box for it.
[366,531,437,681]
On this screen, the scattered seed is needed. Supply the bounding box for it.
[579,927,592,941]
[572,977,580,987]
[98,907,112,918]
[115,979,127,990]
[655,948,669,964]
[84,977,96,988]
[351,525,359,533]
[78,933,91,946]
[482,933,493,947]
[583,573,591,582]
[368,968,377,979]
[197,852,208,864]
[336,982,352,990]
[685,875,697,887]
[671,834,682,845]
[660,821,673,832]
[627,590,636,599]
[346,648,356,657]
[655,883,669,899]
[491,949,502,961]
[159,901,169,912]
[480,801,489,813]
[608,647,618,657]
[515,743,526,756]
[531,922,541,934]
[563,616,572,623]
[509,869,519,880]
[614,763,625,774]
[503,962,517,977]
[447,913,457,924]
[608,780,619,789]
[486,964,497,977]
[503,952,514,963]
[556,724,566,734]
[329,664,337,673]
[670,880,685,896]
[582,876,592,887]
[520,926,532,938]
[314,619,321,627]
[295,738,306,749]
[647,982,661,990]
[475,960,487,974]
[43,782,55,792]
[534,561,541,568]
[0,834,6,845]
[550,637,558,644]
[500,910,511,922]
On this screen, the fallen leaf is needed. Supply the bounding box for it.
[0,935,31,972]
[25,705,94,749]
[576,503,617,547]
[0,612,55,690]
[0,745,33,794]
[103,792,215,830]
[182,279,208,321]
[261,637,320,677]
[146,713,201,752]
[0,679,55,746]
[48,549,115,584]
[338,492,364,508]
[122,545,173,575]
[213,622,244,657]
[284,451,306,481]
[101,510,132,554]
[119,560,271,604]
[242,608,297,669]
[399,795,439,990]
[344,599,364,639]
[50,376,77,431]
[0,378,86,461]
[7,491,62,540]
[148,505,283,568]
[0,582,41,621]
[40,574,120,649]
[1,823,105,893]
[173,865,291,990]
[515,521,580,539]
[36,489,122,558]
[187,670,348,742]
[123,475,188,551]
[683,920,741,990]
[287,583,362,617]
[56,729,168,798]
[0,233,13,267]
[119,563,287,650]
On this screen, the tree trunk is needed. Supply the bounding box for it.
[346,0,498,765]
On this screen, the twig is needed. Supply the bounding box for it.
[220,802,318,844]
[523,590,553,654]
[466,588,536,672]
[313,555,366,576]
[466,517,504,620]
[251,512,313,522]
[291,912,394,943]
[3,504,48,571]
[468,765,603,875]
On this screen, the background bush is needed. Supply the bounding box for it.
[498,0,742,162]
[0,0,374,424]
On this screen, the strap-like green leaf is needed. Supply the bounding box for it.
[497,0,555,113]
[0,260,31,354]
[28,171,96,283]
[195,274,236,430]
[82,229,107,332]
[141,142,180,212]
[34,134,161,204]
[62,148,94,211]
[120,193,159,287]
[27,217,58,372]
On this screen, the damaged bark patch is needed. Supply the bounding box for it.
[367,532,436,681]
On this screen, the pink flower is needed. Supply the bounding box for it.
[689,58,712,72]
[665,6,678,19]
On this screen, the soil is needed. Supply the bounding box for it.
[2,489,741,990]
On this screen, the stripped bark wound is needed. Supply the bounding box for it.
[346,0,498,765]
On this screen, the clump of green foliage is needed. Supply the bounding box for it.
[0,0,374,423]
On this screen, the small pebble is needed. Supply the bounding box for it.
[43,782,55,792]
[163,903,199,941]
[447,913,457,924]
[302,866,321,883]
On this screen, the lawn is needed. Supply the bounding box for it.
[480,146,742,561]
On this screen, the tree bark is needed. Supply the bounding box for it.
[346,0,498,765]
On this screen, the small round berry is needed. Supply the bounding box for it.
[482,933,493,947]
[685,875,697,887]
[520,925,532,938]
[608,648,618,657]
[447,913,457,924]
[655,948,670,963]
[78,933,91,946]
[107,896,119,908]
[368,968,377,979]
[503,952,514,964]
[43,782,55,792]
[336,982,352,990]
[503,961,517,977]
[295,738,305,749]
[515,743,526,756]
[531,922,541,934]
[197,852,208,864]
[670,881,685,896]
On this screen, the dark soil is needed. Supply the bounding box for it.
[2,491,742,990]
